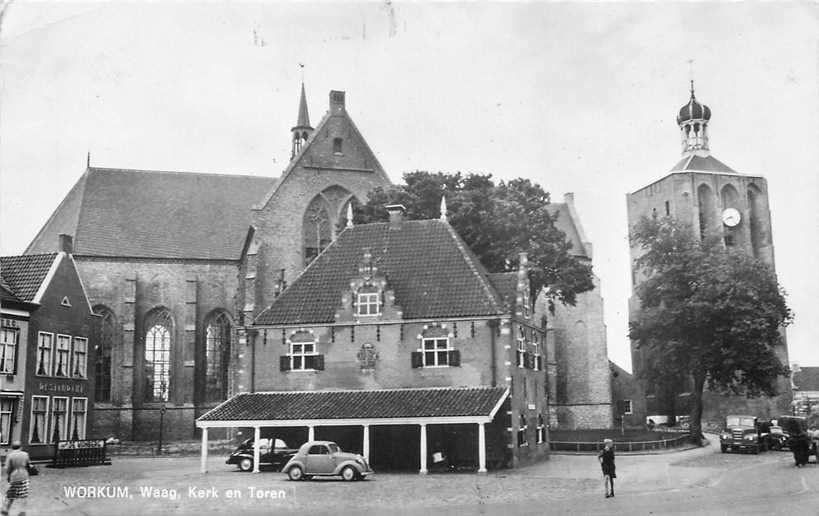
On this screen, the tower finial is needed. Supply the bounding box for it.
[687,59,695,98]
[346,202,354,228]
[86,151,90,168]
[439,191,448,222]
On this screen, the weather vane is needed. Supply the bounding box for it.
[687,59,695,95]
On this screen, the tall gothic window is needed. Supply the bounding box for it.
[94,306,116,403]
[144,309,173,402]
[303,196,332,265]
[204,311,231,402]
[697,183,716,241]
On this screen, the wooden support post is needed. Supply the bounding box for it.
[419,423,428,474]
[200,427,209,474]
[478,422,487,473]
[308,425,315,442]
[253,426,261,473]
[362,424,370,463]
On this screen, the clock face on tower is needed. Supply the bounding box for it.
[722,207,741,227]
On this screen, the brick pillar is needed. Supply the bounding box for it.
[120,276,137,439]
[182,276,198,404]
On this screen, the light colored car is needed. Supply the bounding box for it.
[283,440,372,481]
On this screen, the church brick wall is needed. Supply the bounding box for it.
[547,275,614,429]
[77,258,240,440]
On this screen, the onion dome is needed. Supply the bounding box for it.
[676,81,711,124]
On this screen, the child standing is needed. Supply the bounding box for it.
[598,438,616,498]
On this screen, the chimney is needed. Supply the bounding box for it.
[329,90,346,114]
[385,204,406,229]
[58,234,74,254]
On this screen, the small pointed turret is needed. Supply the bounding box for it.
[439,193,448,222]
[346,202,354,228]
[291,81,314,160]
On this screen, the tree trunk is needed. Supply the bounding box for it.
[690,371,706,445]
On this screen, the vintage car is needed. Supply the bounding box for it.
[282,440,372,481]
[719,415,766,454]
[226,438,298,472]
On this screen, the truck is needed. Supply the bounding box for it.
[719,415,767,454]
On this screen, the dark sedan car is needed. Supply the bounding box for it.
[226,438,298,472]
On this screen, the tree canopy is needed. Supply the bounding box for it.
[628,215,792,440]
[354,171,595,308]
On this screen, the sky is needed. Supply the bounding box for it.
[1,2,817,371]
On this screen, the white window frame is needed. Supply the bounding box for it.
[72,337,88,378]
[622,399,633,415]
[0,398,14,445]
[537,414,546,444]
[29,395,49,444]
[356,292,381,316]
[36,332,53,376]
[516,326,526,368]
[421,337,451,367]
[289,339,318,371]
[533,340,542,371]
[70,397,88,440]
[54,334,71,377]
[518,413,528,447]
[50,396,69,443]
[0,327,18,374]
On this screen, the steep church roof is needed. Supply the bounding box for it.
[254,219,506,325]
[26,168,276,260]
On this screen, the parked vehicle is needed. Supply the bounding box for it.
[283,441,372,481]
[719,415,766,454]
[758,420,788,451]
[226,438,298,472]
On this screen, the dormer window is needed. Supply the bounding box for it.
[333,138,343,154]
[356,292,380,316]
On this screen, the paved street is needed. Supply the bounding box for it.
[14,436,819,516]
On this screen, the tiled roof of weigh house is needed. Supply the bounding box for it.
[198,386,509,422]
[0,253,58,302]
[254,219,505,325]
[487,272,518,308]
[26,167,276,260]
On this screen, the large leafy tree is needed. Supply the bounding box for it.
[628,216,792,441]
[355,171,594,308]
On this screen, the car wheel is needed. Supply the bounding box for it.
[772,440,782,451]
[287,465,304,481]
[720,444,727,453]
[752,446,759,455]
[239,458,253,472]
[340,465,358,482]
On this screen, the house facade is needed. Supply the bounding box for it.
[198,207,551,472]
[0,243,97,459]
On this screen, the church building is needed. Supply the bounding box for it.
[626,83,791,424]
[25,82,612,443]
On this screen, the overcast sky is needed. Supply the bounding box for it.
[1,2,817,371]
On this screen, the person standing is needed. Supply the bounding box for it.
[2,440,30,516]
[598,438,616,498]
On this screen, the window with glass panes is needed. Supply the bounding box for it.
[37,332,53,376]
[145,322,171,402]
[50,396,68,442]
[29,396,48,444]
[205,312,230,402]
[0,398,14,444]
[0,328,18,374]
[70,398,87,440]
[517,413,527,447]
[289,339,317,370]
[94,307,115,402]
[54,335,71,377]
[72,337,87,378]
[516,326,526,368]
[422,337,450,367]
[356,292,380,315]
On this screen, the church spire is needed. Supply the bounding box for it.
[291,70,314,160]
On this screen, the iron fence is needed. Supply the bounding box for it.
[549,434,694,453]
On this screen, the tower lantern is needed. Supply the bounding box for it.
[676,80,712,156]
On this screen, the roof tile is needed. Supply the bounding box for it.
[0,253,57,302]
[198,386,508,422]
